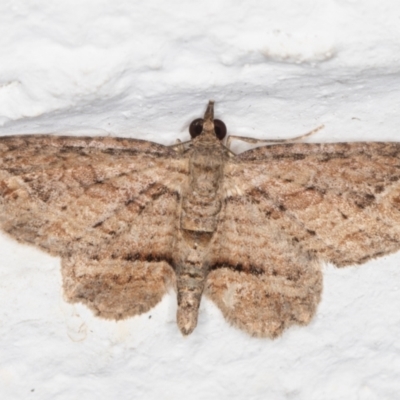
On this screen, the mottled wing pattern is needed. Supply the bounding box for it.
[206,142,400,337]
[205,195,322,337]
[0,135,187,319]
[233,142,400,266]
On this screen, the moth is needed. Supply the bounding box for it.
[1,101,399,337]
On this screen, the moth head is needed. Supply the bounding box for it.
[189,100,227,141]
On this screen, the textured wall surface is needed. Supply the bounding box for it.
[0,1,400,399]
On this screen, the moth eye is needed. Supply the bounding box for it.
[189,118,204,138]
[214,119,227,140]
[189,118,227,140]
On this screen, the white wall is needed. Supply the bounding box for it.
[0,1,400,399]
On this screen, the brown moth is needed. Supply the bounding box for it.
[1,101,399,337]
